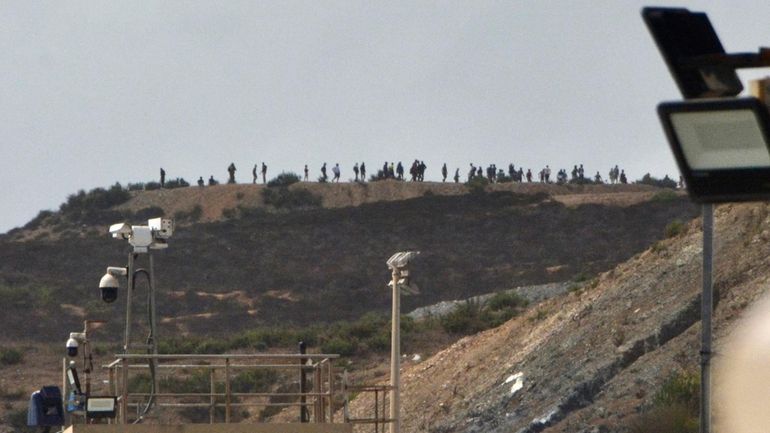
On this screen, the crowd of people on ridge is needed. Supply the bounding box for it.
[161,160,680,189]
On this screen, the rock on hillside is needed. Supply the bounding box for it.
[346,202,770,432]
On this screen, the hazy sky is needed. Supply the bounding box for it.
[3,1,770,233]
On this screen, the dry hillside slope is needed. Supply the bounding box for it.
[347,202,770,433]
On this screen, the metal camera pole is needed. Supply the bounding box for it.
[701,204,713,433]
[123,251,158,354]
[390,267,400,433]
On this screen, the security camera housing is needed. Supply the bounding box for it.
[66,337,78,358]
[99,274,119,303]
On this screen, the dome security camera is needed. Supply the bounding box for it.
[66,336,79,357]
[99,273,119,303]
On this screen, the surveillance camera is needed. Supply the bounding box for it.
[66,337,79,357]
[109,222,132,240]
[99,273,119,303]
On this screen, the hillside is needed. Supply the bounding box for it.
[344,202,770,433]
[0,182,697,342]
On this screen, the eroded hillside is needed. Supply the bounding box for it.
[0,183,697,342]
[344,203,770,433]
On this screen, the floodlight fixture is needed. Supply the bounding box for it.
[658,97,770,203]
[85,396,117,419]
[643,7,770,99]
[109,218,173,253]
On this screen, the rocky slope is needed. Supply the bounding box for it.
[346,202,770,432]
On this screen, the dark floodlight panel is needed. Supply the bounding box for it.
[658,97,770,203]
[643,7,743,99]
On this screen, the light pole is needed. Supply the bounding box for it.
[386,251,420,433]
[644,7,770,433]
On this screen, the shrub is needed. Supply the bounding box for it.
[127,182,145,191]
[23,210,54,230]
[465,176,489,194]
[441,300,485,334]
[321,337,357,357]
[652,189,679,202]
[165,177,190,189]
[665,219,686,238]
[636,173,677,189]
[174,205,203,223]
[262,188,321,209]
[627,371,699,433]
[60,183,130,215]
[486,292,528,311]
[267,172,301,188]
[0,348,22,366]
[231,369,278,393]
[145,181,162,191]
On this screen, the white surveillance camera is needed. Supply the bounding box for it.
[99,267,126,303]
[109,223,132,240]
[66,336,79,357]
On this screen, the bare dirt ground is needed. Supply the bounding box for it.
[116,181,662,224]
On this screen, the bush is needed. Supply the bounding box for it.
[0,348,22,365]
[145,181,162,191]
[267,172,301,188]
[651,189,678,202]
[262,187,321,209]
[320,337,357,357]
[465,176,489,194]
[627,371,699,433]
[165,177,190,189]
[665,219,686,238]
[127,182,145,191]
[636,173,677,189]
[60,183,131,215]
[23,210,54,230]
[486,292,528,311]
[441,300,485,334]
[174,205,203,223]
[231,369,278,393]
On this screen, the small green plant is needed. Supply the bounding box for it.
[651,189,679,202]
[665,219,686,238]
[0,348,22,366]
[267,172,301,188]
[262,187,321,209]
[627,370,699,433]
[465,176,489,195]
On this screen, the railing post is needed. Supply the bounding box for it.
[210,368,216,424]
[328,359,334,423]
[299,341,308,423]
[121,357,129,424]
[225,358,231,423]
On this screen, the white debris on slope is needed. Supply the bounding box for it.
[504,372,524,395]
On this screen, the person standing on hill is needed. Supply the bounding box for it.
[360,162,366,181]
[526,168,532,182]
[396,162,404,180]
[197,176,204,187]
[454,168,460,183]
[160,168,166,188]
[227,163,236,184]
[442,163,448,182]
[321,163,328,182]
[620,169,627,184]
[353,163,360,181]
[332,163,341,182]
[261,162,267,184]
[252,164,258,184]
[304,164,309,181]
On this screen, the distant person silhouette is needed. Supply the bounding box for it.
[252,164,258,184]
[442,163,448,182]
[304,164,309,181]
[160,168,166,188]
[360,162,366,181]
[208,175,218,186]
[332,163,341,182]
[261,162,267,184]
[197,176,204,187]
[620,170,627,184]
[321,163,328,182]
[353,163,359,181]
[227,163,236,184]
[454,168,460,183]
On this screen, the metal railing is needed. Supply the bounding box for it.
[342,372,394,433]
[104,353,339,424]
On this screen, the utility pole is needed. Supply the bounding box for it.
[700,204,713,433]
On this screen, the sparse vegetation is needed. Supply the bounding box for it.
[440,293,528,335]
[465,176,489,194]
[174,205,203,223]
[665,219,686,238]
[262,187,321,209]
[267,172,301,188]
[0,348,22,366]
[627,370,699,433]
[651,189,679,202]
[636,173,677,189]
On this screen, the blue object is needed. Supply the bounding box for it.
[27,386,64,427]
